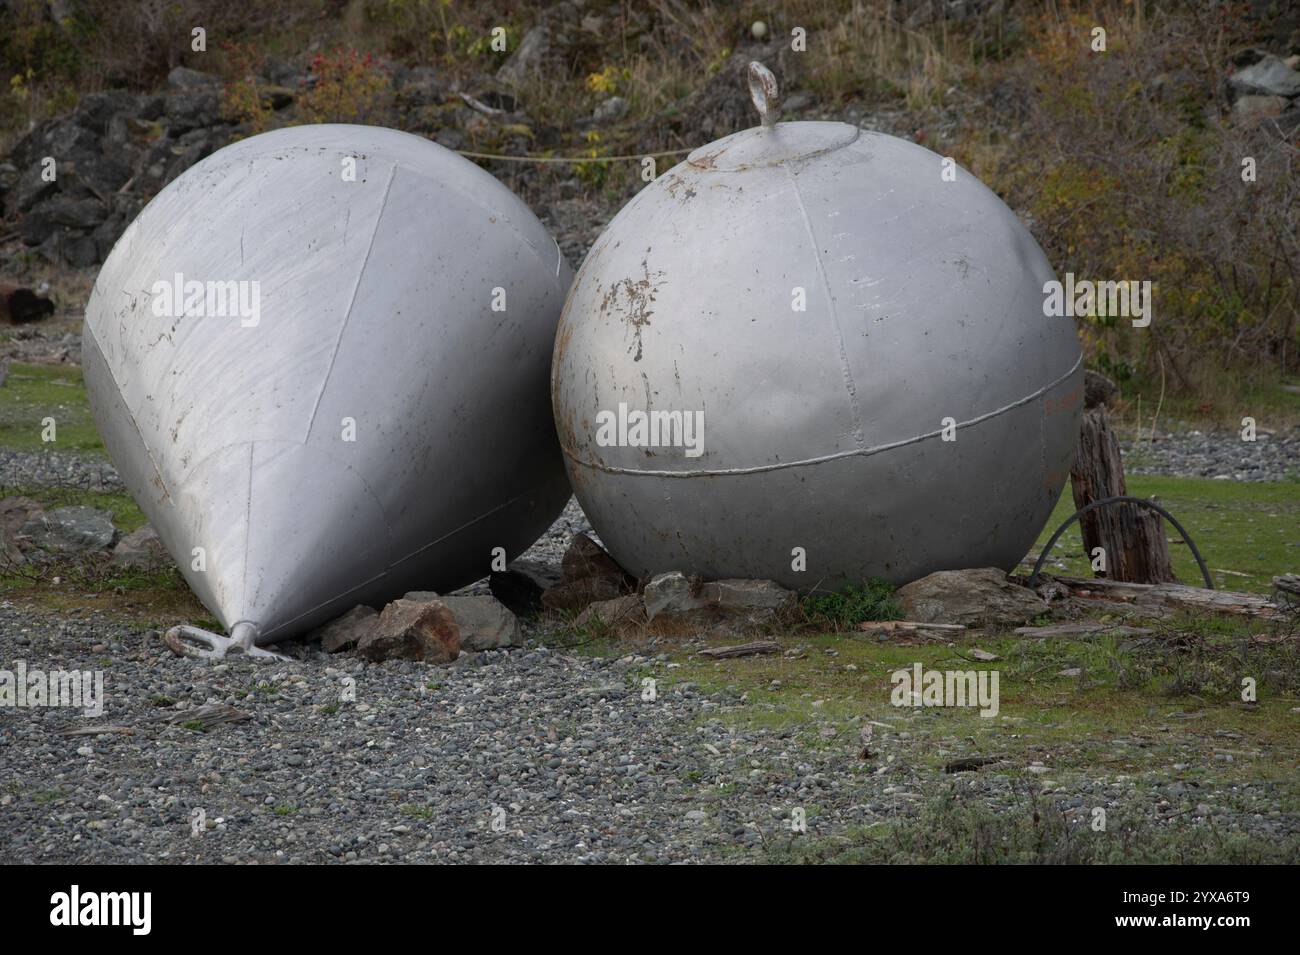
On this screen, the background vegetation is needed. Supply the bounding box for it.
[2,0,1298,410]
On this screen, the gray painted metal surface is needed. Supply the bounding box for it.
[552,63,1083,591]
[84,124,573,654]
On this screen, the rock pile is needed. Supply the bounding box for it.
[0,495,170,569]
[0,497,117,563]
[1,70,238,269]
[1228,49,1300,133]
[0,60,453,270]
[310,591,524,662]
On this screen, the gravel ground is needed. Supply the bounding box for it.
[1,604,1296,863]
[456,497,593,598]
[2,393,1296,862]
[0,449,123,493]
[1120,426,1300,482]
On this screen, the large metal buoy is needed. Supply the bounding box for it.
[552,63,1083,591]
[84,124,573,657]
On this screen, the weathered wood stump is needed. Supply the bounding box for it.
[1069,408,1177,584]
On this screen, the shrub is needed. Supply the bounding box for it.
[296,48,392,124]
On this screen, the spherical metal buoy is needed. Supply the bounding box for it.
[85,124,573,653]
[552,63,1083,591]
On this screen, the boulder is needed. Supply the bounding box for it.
[50,233,100,269]
[167,66,220,90]
[1083,369,1118,409]
[541,532,635,611]
[404,592,522,650]
[0,160,17,194]
[575,594,648,632]
[642,571,794,635]
[9,165,57,215]
[258,86,296,111]
[702,578,795,612]
[1228,54,1300,97]
[0,496,45,565]
[357,598,460,663]
[542,575,631,611]
[18,506,117,557]
[260,56,305,87]
[643,571,708,619]
[496,24,550,86]
[593,96,630,123]
[164,91,221,133]
[110,524,170,569]
[561,531,626,581]
[312,604,379,653]
[1233,94,1288,125]
[489,557,562,615]
[59,152,133,205]
[397,66,444,106]
[895,568,1049,627]
[21,196,108,247]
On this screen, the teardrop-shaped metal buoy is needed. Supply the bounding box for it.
[85,125,574,655]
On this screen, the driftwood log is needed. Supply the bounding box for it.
[1070,408,1177,584]
[697,640,781,659]
[1050,576,1285,620]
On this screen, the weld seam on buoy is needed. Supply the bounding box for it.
[563,354,1084,478]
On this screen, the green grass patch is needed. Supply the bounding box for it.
[664,611,1300,788]
[772,786,1300,864]
[0,363,104,454]
[1033,475,1300,593]
[801,578,902,629]
[0,485,147,532]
